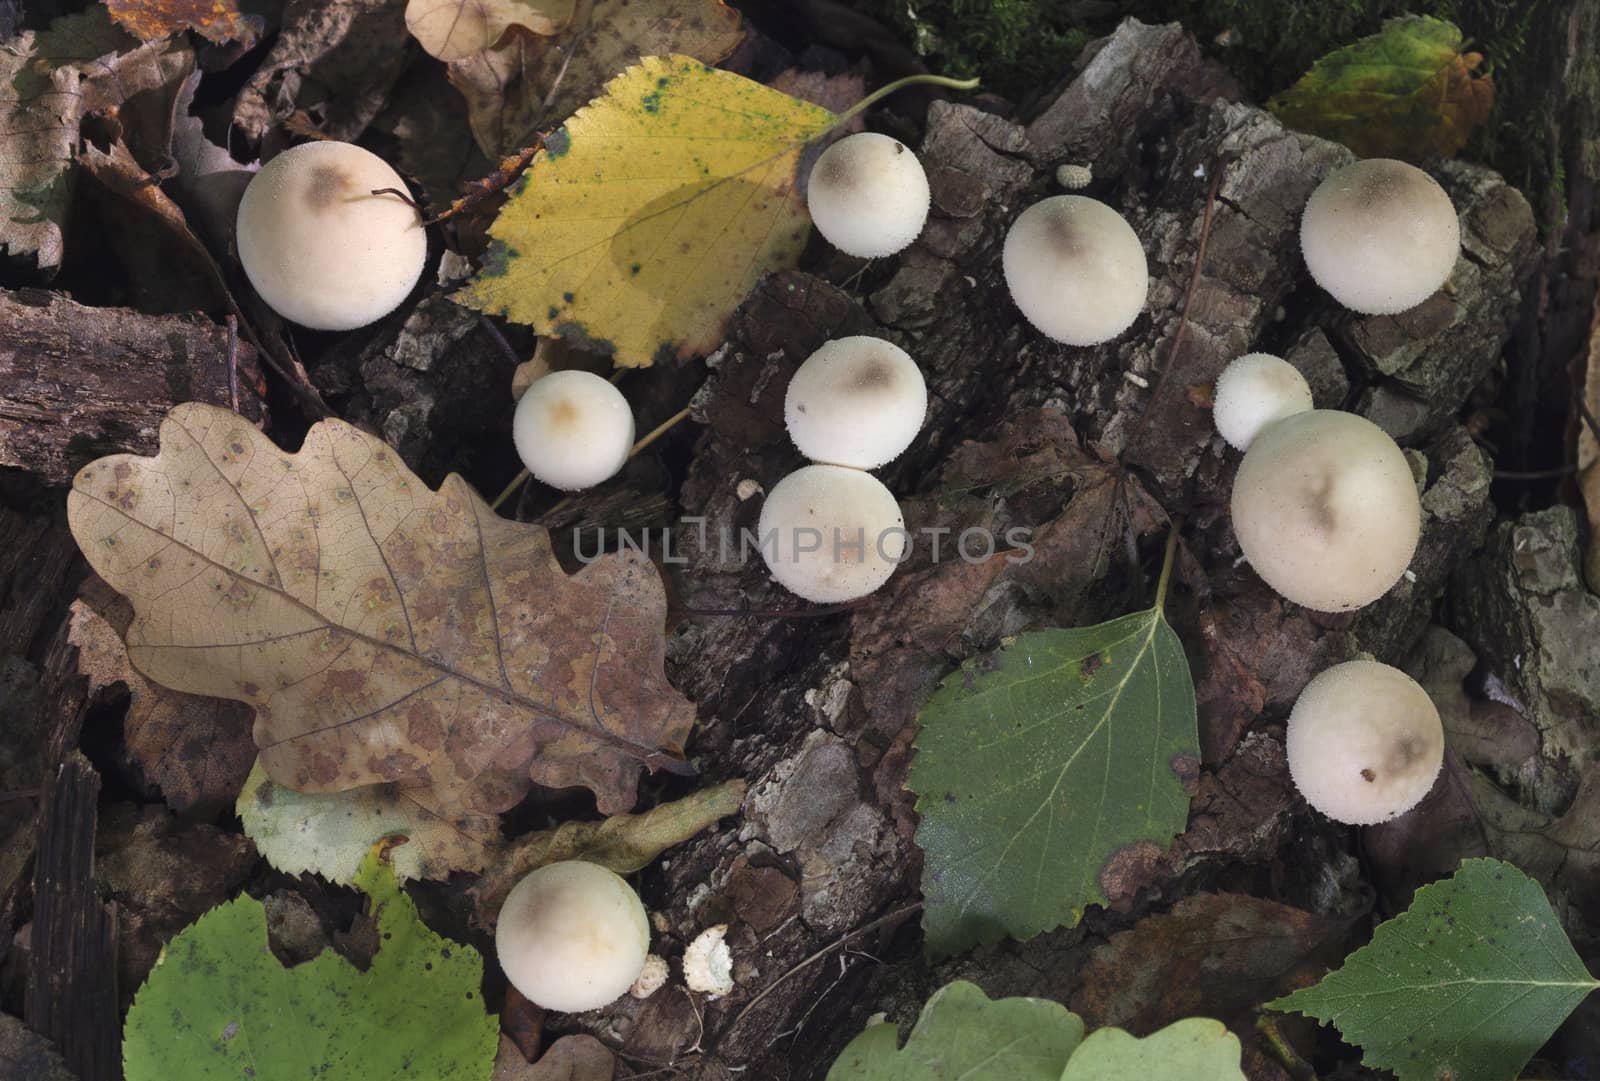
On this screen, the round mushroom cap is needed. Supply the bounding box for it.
[512,369,635,491]
[758,465,906,603]
[1300,158,1460,315]
[1213,352,1315,451]
[495,861,650,1013]
[1002,195,1148,346]
[1287,660,1444,825]
[806,132,930,259]
[1232,409,1420,612]
[785,336,927,469]
[236,141,427,330]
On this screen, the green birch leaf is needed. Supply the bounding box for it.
[1060,1019,1246,1081]
[1270,858,1600,1081]
[123,844,499,1081]
[908,603,1198,957]
[825,980,1083,1081]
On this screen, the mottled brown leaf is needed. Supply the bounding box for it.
[1268,16,1493,162]
[448,0,743,157]
[67,402,695,818]
[1072,893,1344,1036]
[69,588,256,814]
[106,0,263,45]
[493,1034,614,1081]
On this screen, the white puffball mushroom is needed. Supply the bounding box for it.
[1213,352,1315,451]
[682,924,734,998]
[511,369,635,491]
[785,336,927,469]
[1287,660,1444,825]
[1232,409,1420,612]
[807,132,930,258]
[236,141,427,330]
[495,860,650,1013]
[758,465,906,603]
[1003,195,1148,346]
[1301,158,1460,315]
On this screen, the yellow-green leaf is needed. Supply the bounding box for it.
[1268,16,1493,162]
[457,54,836,368]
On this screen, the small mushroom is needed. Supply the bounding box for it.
[235,141,427,330]
[495,860,650,1013]
[511,369,635,491]
[1212,352,1315,452]
[806,132,930,258]
[1300,158,1460,315]
[1002,195,1148,346]
[1287,660,1444,825]
[785,336,927,469]
[758,465,906,603]
[1231,409,1420,612]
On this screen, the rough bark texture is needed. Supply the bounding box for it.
[0,290,262,485]
[476,19,1540,1079]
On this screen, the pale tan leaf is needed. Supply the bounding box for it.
[407,0,575,62]
[67,402,695,818]
[448,0,743,158]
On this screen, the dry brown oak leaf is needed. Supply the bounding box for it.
[66,402,695,816]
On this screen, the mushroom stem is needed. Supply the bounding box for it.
[493,405,691,516]
[830,74,980,129]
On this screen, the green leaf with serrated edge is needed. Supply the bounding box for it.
[1060,1019,1246,1081]
[238,758,496,885]
[909,598,1197,956]
[123,844,498,1081]
[1270,858,1600,1081]
[825,981,1083,1081]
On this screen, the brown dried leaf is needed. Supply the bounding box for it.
[493,1034,614,1081]
[105,0,264,46]
[69,592,256,814]
[1072,893,1344,1035]
[67,402,695,818]
[406,0,575,62]
[448,0,743,157]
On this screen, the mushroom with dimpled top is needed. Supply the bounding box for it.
[511,369,635,491]
[1231,409,1420,612]
[1002,195,1148,346]
[758,465,906,603]
[236,141,427,330]
[1287,659,1444,825]
[1300,158,1460,315]
[495,860,650,1013]
[785,336,927,469]
[806,132,930,258]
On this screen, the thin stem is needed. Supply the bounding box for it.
[1154,523,1180,613]
[491,470,529,512]
[629,406,691,460]
[832,73,980,129]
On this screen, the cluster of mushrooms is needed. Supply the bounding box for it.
[230,128,1461,1014]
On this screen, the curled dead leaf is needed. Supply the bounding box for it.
[105,0,264,46]
[67,403,695,819]
[406,0,576,62]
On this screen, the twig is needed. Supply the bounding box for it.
[1255,1012,1317,1081]
[1125,161,1224,455]
[1494,464,1579,480]
[225,314,240,415]
[490,469,529,513]
[724,902,922,1036]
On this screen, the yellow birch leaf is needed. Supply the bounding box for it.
[457,54,837,368]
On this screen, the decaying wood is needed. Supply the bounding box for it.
[25,619,117,1081]
[0,289,264,486]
